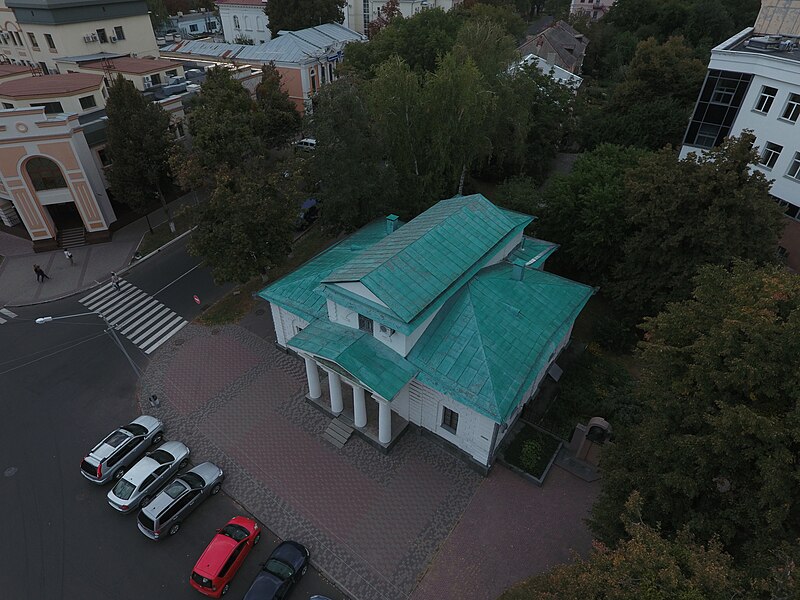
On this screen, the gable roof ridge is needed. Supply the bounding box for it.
[462,281,499,409]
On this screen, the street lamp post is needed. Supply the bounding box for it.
[35,311,143,378]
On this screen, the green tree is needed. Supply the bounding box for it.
[589,262,800,584]
[233,33,255,45]
[264,0,346,37]
[535,144,647,285]
[310,78,394,232]
[105,74,175,232]
[184,67,265,179]
[613,133,784,318]
[457,1,527,39]
[501,492,742,600]
[187,166,294,283]
[146,0,170,29]
[255,63,302,148]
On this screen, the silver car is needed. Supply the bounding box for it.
[136,461,224,540]
[107,441,190,513]
[80,415,164,485]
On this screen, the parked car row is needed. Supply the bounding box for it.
[81,415,318,598]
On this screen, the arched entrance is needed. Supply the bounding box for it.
[24,156,86,243]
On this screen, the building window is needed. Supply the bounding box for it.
[166,69,178,77]
[711,77,739,105]
[694,123,720,148]
[760,141,783,169]
[782,93,800,123]
[79,95,97,110]
[96,28,108,43]
[97,148,111,167]
[30,101,62,114]
[2,102,12,109]
[150,73,162,85]
[189,24,198,32]
[441,407,459,434]
[357,314,373,333]
[787,152,800,180]
[684,70,753,149]
[44,33,55,50]
[113,26,125,40]
[310,68,316,93]
[233,15,240,30]
[176,121,185,137]
[25,157,67,190]
[27,32,38,48]
[754,86,778,113]
[14,32,22,46]
[38,62,49,75]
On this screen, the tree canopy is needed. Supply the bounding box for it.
[255,63,302,148]
[589,261,800,582]
[264,0,346,37]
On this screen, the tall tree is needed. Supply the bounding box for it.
[184,67,265,179]
[255,63,302,148]
[613,133,784,318]
[146,0,170,29]
[589,261,800,584]
[264,0,346,37]
[105,74,175,232]
[501,493,742,600]
[187,166,294,283]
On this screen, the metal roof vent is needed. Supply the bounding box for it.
[386,214,399,234]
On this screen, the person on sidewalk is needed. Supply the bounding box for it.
[34,265,50,282]
[111,272,121,291]
[64,249,73,265]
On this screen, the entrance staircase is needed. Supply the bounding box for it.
[57,227,86,248]
[322,417,353,449]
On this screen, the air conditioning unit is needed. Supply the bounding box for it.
[379,324,395,336]
[110,36,117,43]
[83,34,92,42]
[90,33,99,41]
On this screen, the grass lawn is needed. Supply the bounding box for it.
[137,210,194,257]
[197,225,337,326]
[503,424,561,479]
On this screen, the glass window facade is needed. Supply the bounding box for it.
[684,70,753,149]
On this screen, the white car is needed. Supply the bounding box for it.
[107,441,190,513]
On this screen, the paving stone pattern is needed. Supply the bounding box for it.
[140,323,483,600]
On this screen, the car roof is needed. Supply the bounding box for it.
[270,541,306,566]
[131,415,161,430]
[243,572,282,600]
[122,455,160,484]
[187,461,221,484]
[193,532,238,578]
[142,479,189,517]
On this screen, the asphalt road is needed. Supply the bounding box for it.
[0,240,343,600]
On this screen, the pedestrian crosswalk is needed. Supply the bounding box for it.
[79,279,188,355]
[0,307,17,325]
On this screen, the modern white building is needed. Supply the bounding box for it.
[343,0,460,35]
[0,0,159,74]
[216,0,270,45]
[259,195,593,471]
[680,0,800,270]
[168,10,221,39]
[570,0,614,21]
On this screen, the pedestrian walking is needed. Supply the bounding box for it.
[111,271,121,291]
[64,249,73,265]
[34,264,49,281]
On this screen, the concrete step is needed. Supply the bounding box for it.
[57,227,86,249]
[322,417,353,449]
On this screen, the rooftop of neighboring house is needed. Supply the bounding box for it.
[0,64,32,79]
[260,194,594,422]
[518,20,588,73]
[80,56,185,75]
[0,73,103,99]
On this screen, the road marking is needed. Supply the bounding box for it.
[0,308,17,318]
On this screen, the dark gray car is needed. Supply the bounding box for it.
[80,415,163,485]
[136,461,224,540]
[107,441,190,513]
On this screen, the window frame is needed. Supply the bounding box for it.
[781,93,800,123]
[79,94,96,110]
[27,32,38,48]
[787,151,800,180]
[96,28,108,43]
[754,85,778,114]
[113,26,125,40]
[441,406,459,435]
[760,141,784,169]
[357,314,373,334]
[44,33,55,50]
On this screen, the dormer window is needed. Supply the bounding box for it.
[358,314,373,334]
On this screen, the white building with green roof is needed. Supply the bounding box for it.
[259,194,594,470]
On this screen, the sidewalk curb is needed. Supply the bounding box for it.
[4,227,196,309]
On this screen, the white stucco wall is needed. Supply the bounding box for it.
[271,304,309,347]
[218,2,270,45]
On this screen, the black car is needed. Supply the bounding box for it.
[243,541,310,599]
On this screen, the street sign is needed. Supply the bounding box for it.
[193,295,200,304]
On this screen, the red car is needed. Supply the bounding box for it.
[190,516,261,597]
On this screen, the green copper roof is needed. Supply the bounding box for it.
[288,319,417,401]
[323,195,533,324]
[258,221,390,322]
[507,237,559,269]
[408,264,594,423]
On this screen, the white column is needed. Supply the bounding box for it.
[303,356,321,400]
[328,371,343,415]
[353,385,367,428]
[378,397,391,444]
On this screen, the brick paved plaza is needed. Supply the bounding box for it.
[140,318,597,600]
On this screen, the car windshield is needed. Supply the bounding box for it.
[164,481,187,499]
[112,479,136,500]
[181,472,205,490]
[102,430,129,448]
[148,449,173,465]
[124,423,148,436]
[264,559,293,580]
[220,524,249,541]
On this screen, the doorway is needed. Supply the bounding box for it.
[47,201,84,230]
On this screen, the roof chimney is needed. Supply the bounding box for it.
[386,214,399,234]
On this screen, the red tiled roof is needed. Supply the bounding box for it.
[80,56,185,75]
[0,73,103,99]
[0,64,30,78]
